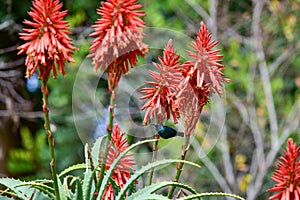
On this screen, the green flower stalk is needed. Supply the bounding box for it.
[88,0,148,198]
[18,0,77,199]
[88,0,148,92]
[141,22,229,198]
[100,123,136,199]
[141,39,182,185]
[168,21,229,198]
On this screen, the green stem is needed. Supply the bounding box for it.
[42,80,60,200]
[148,133,160,185]
[92,89,115,199]
[87,147,98,186]
[167,135,190,198]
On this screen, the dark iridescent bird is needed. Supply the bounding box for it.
[152,124,184,139]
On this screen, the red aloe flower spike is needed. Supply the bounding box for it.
[175,22,228,135]
[180,21,229,96]
[89,0,148,91]
[140,39,182,125]
[176,74,209,135]
[18,0,77,80]
[268,138,300,200]
[101,123,135,200]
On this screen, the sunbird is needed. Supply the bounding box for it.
[152,124,184,139]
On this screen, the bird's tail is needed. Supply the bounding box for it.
[177,132,185,137]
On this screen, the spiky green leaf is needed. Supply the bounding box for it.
[57,175,70,200]
[74,178,83,200]
[117,159,201,199]
[129,194,170,200]
[0,178,34,200]
[90,135,107,167]
[127,181,197,200]
[83,168,97,200]
[16,180,54,199]
[97,139,157,200]
[177,192,245,200]
[59,163,85,178]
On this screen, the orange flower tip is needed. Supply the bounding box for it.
[143,121,148,126]
[225,78,231,82]
[166,39,173,46]
[93,67,98,73]
[69,58,76,63]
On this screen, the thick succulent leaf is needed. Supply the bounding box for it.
[90,135,107,167]
[109,178,120,197]
[82,137,107,200]
[177,192,245,200]
[127,181,197,200]
[74,178,83,200]
[128,194,170,200]
[17,180,54,199]
[97,138,157,200]
[83,168,97,200]
[58,163,86,178]
[0,197,14,200]
[57,175,70,200]
[31,190,52,200]
[0,178,34,200]
[116,159,201,199]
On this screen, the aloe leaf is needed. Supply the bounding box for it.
[127,181,197,200]
[117,159,201,199]
[97,139,157,200]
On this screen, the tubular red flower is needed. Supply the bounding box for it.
[89,0,148,91]
[101,123,135,200]
[180,21,230,96]
[177,22,229,135]
[18,0,77,80]
[141,23,229,135]
[140,39,181,125]
[268,138,300,200]
[176,62,210,135]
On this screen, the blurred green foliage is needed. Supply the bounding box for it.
[7,127,48,179]
[1,0,300,199]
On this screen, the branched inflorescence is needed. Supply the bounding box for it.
[141,22,229,135]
